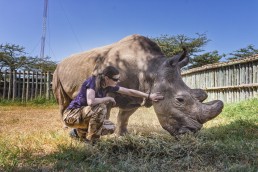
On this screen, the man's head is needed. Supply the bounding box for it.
[103,66,120,87]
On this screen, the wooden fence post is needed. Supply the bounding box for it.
[18,71,21,99]
[26,70,30,102]
[2,70,7,99]
[31,71,34,101]
[40,72,43,97]
[22,71,26,102]
[8,70,12,100]
[12,70,17,101]
[35,72,38,98]
[46,71,50,99]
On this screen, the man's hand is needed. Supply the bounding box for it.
[106,97,116,106]
[149,92,164,102]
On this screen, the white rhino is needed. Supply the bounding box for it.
[52,34,223,136]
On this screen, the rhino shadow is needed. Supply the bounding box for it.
[34,120,258,171]
[9,120,256,172]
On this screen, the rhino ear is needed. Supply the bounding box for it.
[191,89,208,102]
[167,48,189,68]
[178,48,189,68]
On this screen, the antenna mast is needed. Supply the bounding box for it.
[40,0,48,59]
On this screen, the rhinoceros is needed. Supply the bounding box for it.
[52,34,223,137]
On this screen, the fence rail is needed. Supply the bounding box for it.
[182,55,258,103]
[0,70,52,101]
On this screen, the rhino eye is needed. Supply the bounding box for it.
[176,98,184,103]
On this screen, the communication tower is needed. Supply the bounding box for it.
[40,0,48,59]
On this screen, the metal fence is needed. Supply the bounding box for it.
[0,70,53,101]
[182,55,258,103]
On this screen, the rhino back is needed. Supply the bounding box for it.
[55,34,164,98]
[56,46,111,98]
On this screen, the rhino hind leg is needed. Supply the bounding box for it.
[116,108,138,136]
[52,71,72,127]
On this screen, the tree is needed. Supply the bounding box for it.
[227,44,258,60]
[26,56,57,72]
[189,51,225,69]
[0,43,57,72]
[0,52,5,71]
[151,33,209,57]
[0,43,31,71]
[151,33,222,69]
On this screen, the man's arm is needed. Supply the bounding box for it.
[87,89,116,106]
[117,87,164,102]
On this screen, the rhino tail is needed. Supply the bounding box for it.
[52,68,72,119]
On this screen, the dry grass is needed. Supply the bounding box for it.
[0,100,257,171]
[0,106,165,157]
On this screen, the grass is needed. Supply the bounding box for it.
[0,99,257,171]
[0,97,57,107]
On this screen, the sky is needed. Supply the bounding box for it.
[0,0,258,62]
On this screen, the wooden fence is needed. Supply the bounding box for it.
[182,55,258,103]
[0,70,53,101]
[1,55,258,103]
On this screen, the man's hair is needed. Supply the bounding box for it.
[102,66,119,77]
[95,66,119,91]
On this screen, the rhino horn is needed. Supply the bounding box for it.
[167,48,189,68]
[199,100,224,124]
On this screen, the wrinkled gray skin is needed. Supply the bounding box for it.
[52,34,224,137]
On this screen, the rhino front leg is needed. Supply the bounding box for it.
[116,108,138,136]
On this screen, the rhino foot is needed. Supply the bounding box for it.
[115,128,129,136]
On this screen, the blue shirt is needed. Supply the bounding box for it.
[67,76,120,109]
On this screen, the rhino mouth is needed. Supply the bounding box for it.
[161,114,204,136]
[178,126,199,134]
[162,122,202,136]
